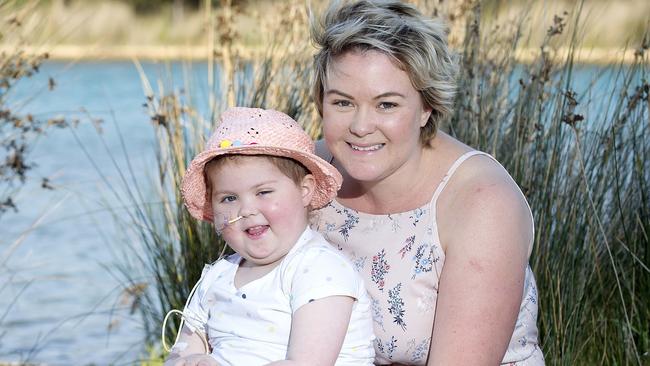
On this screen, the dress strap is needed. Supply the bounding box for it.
[430,150,492,205]
[429,150,535,249]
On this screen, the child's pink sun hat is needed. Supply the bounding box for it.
[181,107,342,222]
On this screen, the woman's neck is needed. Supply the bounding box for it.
[335,132,469,214]
[336,147,435,214]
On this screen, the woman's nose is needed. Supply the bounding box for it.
[349,109,375,137]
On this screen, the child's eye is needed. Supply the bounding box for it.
[220,195,237,203]
[378,102,397,110]
[258,190,273,196]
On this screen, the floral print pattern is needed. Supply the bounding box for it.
[398,235,416,259]
[371,249,390,291]
[407,338,430,363]
[376,336,398,360]
[371,298,386,331]
[409,208,425,227]
[388,283,406,331]
[337,207,359,242]
[353,255,367,273]
[411,244,435,279]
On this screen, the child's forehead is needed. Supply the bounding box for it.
[207,155,272,172]
[206,156,291,190]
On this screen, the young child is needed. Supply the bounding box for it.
[165,107,375,366]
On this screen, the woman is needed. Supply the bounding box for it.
[309,1,544,365]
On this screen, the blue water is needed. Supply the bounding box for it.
[0,60,642,365]
[0,60,219,365]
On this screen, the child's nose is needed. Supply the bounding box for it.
[238,200,259,218]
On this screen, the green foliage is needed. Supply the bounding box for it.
[114,1,313,351]
[448,4,649,365]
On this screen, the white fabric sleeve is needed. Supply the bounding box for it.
[181,263,214,334]
[287,246,361,312]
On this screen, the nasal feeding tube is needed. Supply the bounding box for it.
[214,213,248,232]
[162,212,248,353]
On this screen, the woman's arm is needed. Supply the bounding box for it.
[428,163,532,365]
[265,295,355,366]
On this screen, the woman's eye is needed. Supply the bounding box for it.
[220,195,236,203]
[333,100,352,108]
[378,102,397,110]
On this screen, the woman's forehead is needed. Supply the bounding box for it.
[325,50,415,97]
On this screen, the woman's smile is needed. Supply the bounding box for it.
[348,142,385,152]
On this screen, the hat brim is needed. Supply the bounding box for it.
[181,145,342,222]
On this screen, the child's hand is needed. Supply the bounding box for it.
[164,354,219,366]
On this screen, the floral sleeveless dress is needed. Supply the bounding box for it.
[310,151,545,365]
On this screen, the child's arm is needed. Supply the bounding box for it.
[265,295,354,366]
[164,324,213,366]
[165,354,218,366]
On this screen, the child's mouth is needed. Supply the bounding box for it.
[245,225,268,238]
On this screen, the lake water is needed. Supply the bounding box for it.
[0,60,218,365]
[0,60,637,365]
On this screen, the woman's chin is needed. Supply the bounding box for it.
[344,166,388,184]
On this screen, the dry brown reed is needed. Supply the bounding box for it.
[0,0,74,217]
[113,1,649,364]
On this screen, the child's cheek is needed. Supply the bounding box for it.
[264,201,283,217]
[264,200,295,225]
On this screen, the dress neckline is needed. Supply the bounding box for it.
[328,151,489,217]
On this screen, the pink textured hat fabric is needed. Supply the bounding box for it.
[182,107,342,222]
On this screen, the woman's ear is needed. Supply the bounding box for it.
[300,174,316,207]
[420,105,433,128]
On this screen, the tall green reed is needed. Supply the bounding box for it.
[448,3,648,364]
[110,0,317,352]
[119,0,648,364]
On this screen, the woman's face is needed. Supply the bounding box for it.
[322,50,431,185]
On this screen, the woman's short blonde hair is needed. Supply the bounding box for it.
[311,0,458,145]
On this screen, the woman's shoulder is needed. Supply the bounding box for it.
[438,151,534,255]
[441,150,526,205]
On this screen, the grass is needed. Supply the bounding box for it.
[448,3,649,364]
[96,0,650,364]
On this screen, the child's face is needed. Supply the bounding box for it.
[207,156,315,267]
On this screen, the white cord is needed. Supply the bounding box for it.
[161,276,209,354]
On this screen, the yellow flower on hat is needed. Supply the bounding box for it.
[219,139,232,148]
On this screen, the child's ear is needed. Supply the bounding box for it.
[300,174,316,207]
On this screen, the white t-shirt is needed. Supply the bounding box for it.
[183,227,375,366]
